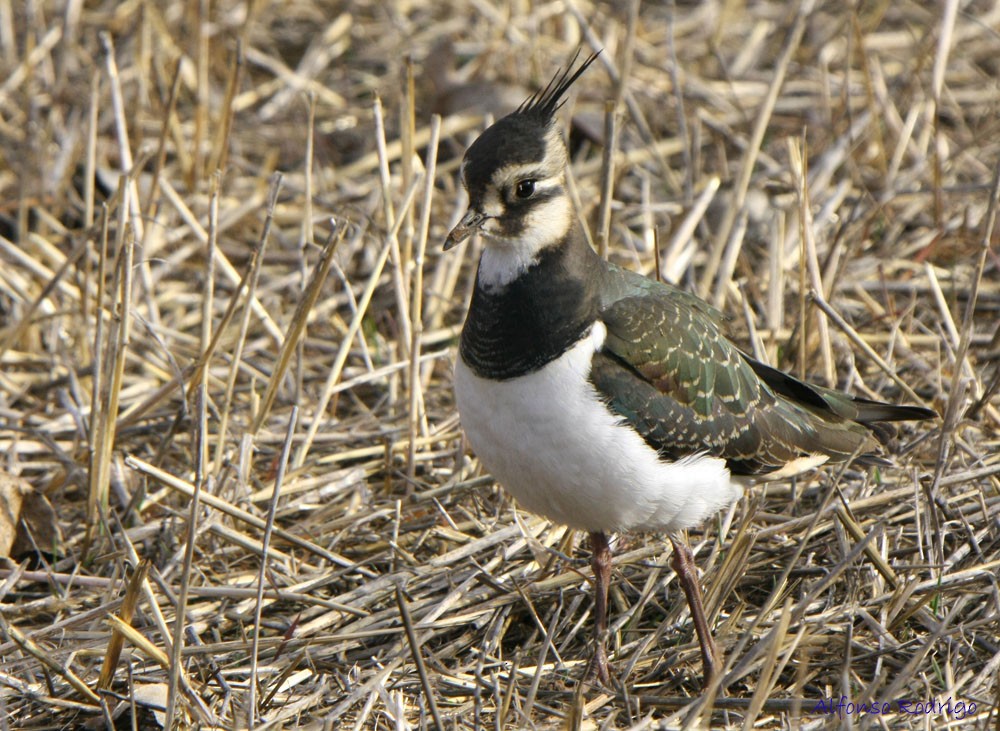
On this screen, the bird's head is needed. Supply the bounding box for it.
[444,52,599,255]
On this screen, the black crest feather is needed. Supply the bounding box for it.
[517,49,601,123]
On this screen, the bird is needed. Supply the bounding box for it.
[444,51,935,687]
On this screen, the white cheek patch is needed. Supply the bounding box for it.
[519,192,572,247]
[481,189,503,218]
[477,193,573,290]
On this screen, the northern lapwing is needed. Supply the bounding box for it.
[445,51,935,686]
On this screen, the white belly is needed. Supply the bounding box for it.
[454,323,742,532]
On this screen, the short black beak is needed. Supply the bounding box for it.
[444,209,489,250]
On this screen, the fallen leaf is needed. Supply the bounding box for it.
[0,473,27,557]
[0,472,63,559]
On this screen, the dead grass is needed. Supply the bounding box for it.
[1,0,999,728]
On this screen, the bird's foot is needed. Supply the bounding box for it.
[583,643,612,687]
[700,643,722,690]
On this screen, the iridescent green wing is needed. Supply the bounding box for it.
[591,271,876,473]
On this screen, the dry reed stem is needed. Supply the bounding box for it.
[597,99,618,260]
[252,223,342,434]
[96,559,150,692]
[249,406,298,727]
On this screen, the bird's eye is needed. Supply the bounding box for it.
[514,179,536,200]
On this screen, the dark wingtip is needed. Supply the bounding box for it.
[853,401,938,424]
[859,403,937,448]
[516,48,601,123]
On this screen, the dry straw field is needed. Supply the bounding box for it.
[2,0,999,728]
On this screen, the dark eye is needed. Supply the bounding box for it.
[514,179,536,199]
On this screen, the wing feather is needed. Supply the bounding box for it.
[592,287,880,475]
